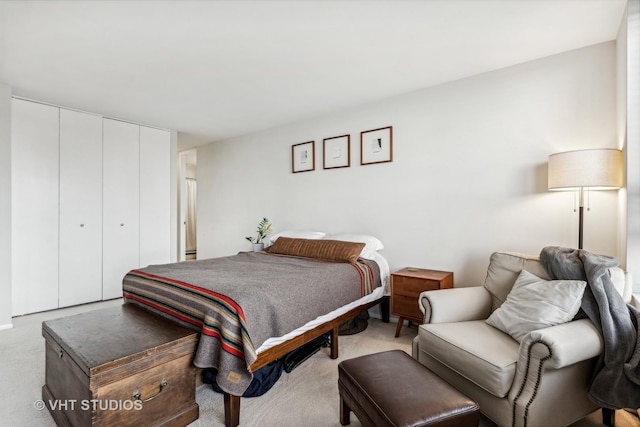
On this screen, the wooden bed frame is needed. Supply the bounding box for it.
[222,296,390,427]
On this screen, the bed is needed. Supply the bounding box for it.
[122,235,390,426]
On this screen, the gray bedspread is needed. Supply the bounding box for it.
[539,246,640,409]
[123,251,380,395]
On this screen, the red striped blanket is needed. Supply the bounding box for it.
[122,251,380,395]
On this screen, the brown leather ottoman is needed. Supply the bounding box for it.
[338,350,479,427]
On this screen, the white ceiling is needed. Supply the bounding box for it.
[0,0,628,149]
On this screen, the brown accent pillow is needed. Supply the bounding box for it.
[268,237,365,263]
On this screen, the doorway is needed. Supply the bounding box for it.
[185,177,197,260]
[179,149,197,261]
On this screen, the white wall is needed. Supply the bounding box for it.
[170,130,179,262]
[0,83,12,329]
[197,42,620,286]
[617,2,628,270]
[623,0,640,290]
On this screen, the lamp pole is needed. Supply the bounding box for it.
[578,187,584,250]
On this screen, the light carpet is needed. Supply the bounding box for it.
[1,299,638,427]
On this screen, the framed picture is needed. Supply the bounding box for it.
[292,141,315,173]
[360,126,393,165]
[323,134,350,169]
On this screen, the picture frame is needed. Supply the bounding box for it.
[323,134,350,169]
[292,141,315,173]
[360,126,393,165]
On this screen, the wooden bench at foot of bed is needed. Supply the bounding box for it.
[223,296,389,427]
[42,304,199,427]
[42,295,388,427]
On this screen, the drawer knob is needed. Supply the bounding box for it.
[132,378,168,403]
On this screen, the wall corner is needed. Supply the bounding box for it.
[0,83,13,328]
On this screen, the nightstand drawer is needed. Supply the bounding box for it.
[391,268,453,337]
[392,276,440,297]
[391,294,423,321]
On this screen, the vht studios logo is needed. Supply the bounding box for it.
[34,399,143,411]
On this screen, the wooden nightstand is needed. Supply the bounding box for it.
[391,267,453,337]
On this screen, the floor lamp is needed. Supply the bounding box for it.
[548,149,623,250]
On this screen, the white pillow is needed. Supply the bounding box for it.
[269,230,326,245]
[323,233,384,259]
[486,269,587,342]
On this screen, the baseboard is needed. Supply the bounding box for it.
[0,322,14,330]
[367,307,400,323]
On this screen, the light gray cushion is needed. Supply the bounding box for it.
[418,320,519,398]
[486,270,587,342]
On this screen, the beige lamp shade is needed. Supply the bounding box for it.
[548,149,623,191]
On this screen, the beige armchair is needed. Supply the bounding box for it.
[412,251,633,427]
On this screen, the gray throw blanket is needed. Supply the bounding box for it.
[539,246,640,409]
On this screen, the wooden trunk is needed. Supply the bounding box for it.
[42,304,199,427]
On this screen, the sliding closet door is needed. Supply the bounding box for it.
[103,119,139,300]
[11,99,59,315]
[139,126,171,267]
[58,109,103,307]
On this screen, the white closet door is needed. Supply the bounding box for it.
[139,126,171,267]
[103,119,139,300]
[59,109,103,307]
[11,99,59,315]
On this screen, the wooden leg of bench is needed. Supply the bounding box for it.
[224,392,240,427]
[339,395,351,425]
[330,326,339,359]
[602,408,615,427]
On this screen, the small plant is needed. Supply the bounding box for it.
[245,217,272,244]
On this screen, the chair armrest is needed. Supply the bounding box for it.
[509,318,602,415]
[519,318,602,369]
[419,286,492,324]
